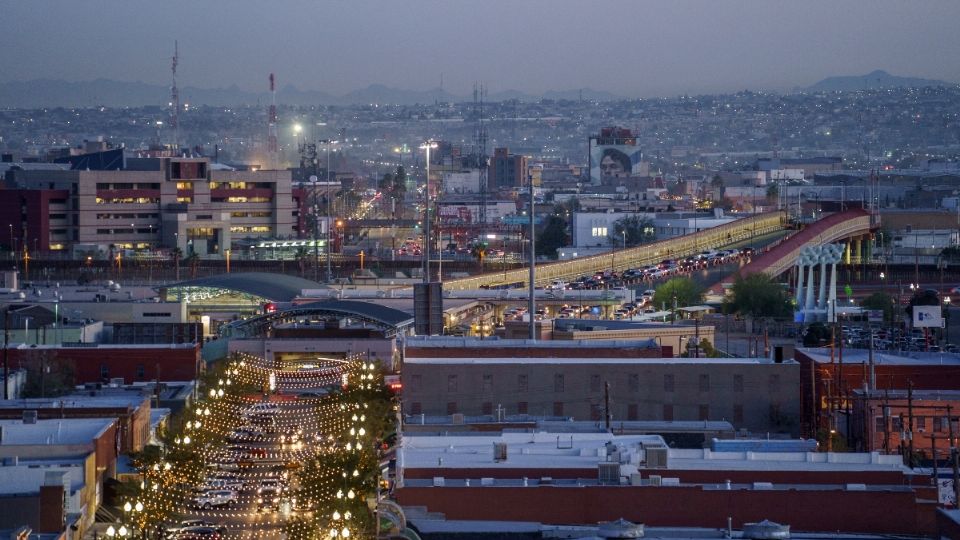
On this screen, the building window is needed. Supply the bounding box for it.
[482,373,493,392]
[100,364,110,380]
[136,364,145,379]
[590,374,601,392]
[663,374,674,392]
[554,374,565,392]
[517,401,528,415]
[768,374,781,393]
[447,375,458,392]
[733,374,744,392]
[891,416,903,432]
[699,374,710,392]
[553,402,564,417]
[591,227,608,237]
[876,416,886,433]
[446,402,458,415]
[629,374,639,392]
[769,404,782,423]
[410,402,422,415]
[917,416,926,431]
[733,404,744,424]
[409,374,421,391]
[518,374,528,392]
[482,402,493,416]
[663,404,674,421]
[699,404,710,421]
[627,404,639,421]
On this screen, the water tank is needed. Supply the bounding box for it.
[743,520,790,539]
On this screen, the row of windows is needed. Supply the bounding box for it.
[230,226,272,233]
[209,181,273,190]
[591,226,608,237]
[231,211,273,218]
[877,416,958,433]
[95,213,158,220]
[95,228,153,235]
[409,401,779,423]
[211,196,272,203]
[95,197,160,205]
[420,373,782,394]
[96,183,161,190]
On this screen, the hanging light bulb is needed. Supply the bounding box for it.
[347,489,355,499]
[341,528,350,538]
[183,435,191,444]
[204,407,211,416]
[217,389,224,397]
[124,501,132,512]
[358,428,365,436]
[333,511,341,520]
[135,501,143,512]
[352,469,359,477]
[209,389,216,398]
[329,529,338,538]
[344,511,352,520]
[336,489,344,499]
[352,414,358,422]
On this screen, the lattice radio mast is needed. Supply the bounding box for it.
[170,41,180,152]
[474,83,488,230]
[267,73,279,169]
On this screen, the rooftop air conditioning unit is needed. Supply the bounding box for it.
[598,462,620,485]
[646,447,668,468]
[451,413,465,425]
[110,378,125,387]
[22,411,38,424]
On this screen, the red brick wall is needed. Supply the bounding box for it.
[10,345,200,385]
[396,485,937,536]
[37,485,65,533]
[93,420,119,476]
[405,346,662,359]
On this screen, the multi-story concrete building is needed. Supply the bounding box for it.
[3,155,295,258]
[489,147,528,190]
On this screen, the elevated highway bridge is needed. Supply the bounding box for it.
[439,212,789,291]
[714,208,877,292]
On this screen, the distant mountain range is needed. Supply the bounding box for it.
[1,71,956,108]
[806,70,955,92]
[0,78,623,108]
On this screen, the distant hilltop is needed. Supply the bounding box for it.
[0,78,623,108]
[806,69,955,92]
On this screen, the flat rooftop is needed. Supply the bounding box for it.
[0,418,114,446]
[406,336,659,349]
[399,431,907,474]
[405,356,781,365]
[12,342,196,350]
[0,395,147,410]
[0,460,86,495]
[798,347,960,366]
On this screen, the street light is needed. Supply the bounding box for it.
[319,139,339,283]
[420,141,438,283]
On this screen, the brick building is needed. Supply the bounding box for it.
[8,343,201,386]
[403,345,799,435]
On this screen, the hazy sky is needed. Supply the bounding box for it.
[3,0,959,97]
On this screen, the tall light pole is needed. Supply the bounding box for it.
[528,174,536,340]
[319,139,338,283]
[420,141,438,283]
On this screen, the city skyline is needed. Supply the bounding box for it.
[2,0,959,98]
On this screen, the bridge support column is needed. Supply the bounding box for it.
[805,263,817,315]
[853,237,862,265]
[844,241,851,265]
[795,262,806,309]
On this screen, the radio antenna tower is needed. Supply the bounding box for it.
[170,41,180,152]
[267,73,279,169]
[474,83,488,230]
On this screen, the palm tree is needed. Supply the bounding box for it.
[184,252,199,279]
[172,247,183,281]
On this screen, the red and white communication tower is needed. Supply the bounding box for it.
[267,73,279,169]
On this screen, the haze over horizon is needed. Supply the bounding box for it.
[2,0,959,98]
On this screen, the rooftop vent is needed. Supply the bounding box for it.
[22,410,38,424]
[743,520,790,539]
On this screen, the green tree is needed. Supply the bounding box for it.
[653,277,704,312]
[802,322,831,346]
[610,215,655,247]
[766,183,780,204]
[537,215,567,259]
[860,292,895,322]
[727,273,793,318]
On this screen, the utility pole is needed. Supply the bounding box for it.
[528,175,536,340]
[3,306,8,400]
[883,390,890,454]
[907,381,915,468]
[604,381,611,431]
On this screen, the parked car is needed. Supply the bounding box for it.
[192,490,238,509]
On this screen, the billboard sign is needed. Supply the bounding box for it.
[866,310,884,323]
[912,305,943,328]
[589,140,644,183]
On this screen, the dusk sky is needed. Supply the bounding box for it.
[3,0,959,97]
